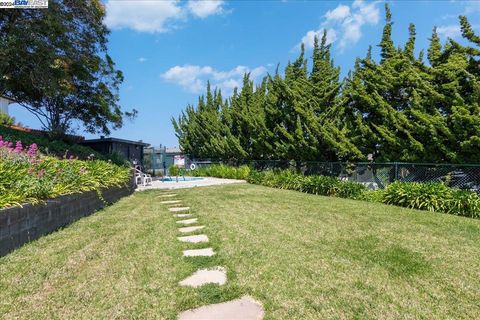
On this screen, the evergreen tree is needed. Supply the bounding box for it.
[173,6,480,164]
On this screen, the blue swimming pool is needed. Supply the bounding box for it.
[160,176,204,182]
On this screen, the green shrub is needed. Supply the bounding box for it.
[382,182,450,212]
[188,164,250,180]
[0,136,131,209]
[447,190,480,218]
[0,113,14,126]
[381,182,480,218]
[337,180,369,199]
[191,164,480,219]
[244,169,367,199]
[358,189,385,203]
[168,165,179,176]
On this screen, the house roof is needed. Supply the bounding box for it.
[165,147,182,154]
[144,146,183,154]
[81,137,150,147]
[0,95,16,103]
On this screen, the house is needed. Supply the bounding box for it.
[0,95,15,115]
[80,137,150,165]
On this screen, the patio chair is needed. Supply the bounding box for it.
[134,167,152,186]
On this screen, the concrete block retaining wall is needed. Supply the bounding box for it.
[0,185,134,257]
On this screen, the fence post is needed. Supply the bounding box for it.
[394,162,399,181]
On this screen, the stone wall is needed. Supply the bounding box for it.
[0,186,134,257]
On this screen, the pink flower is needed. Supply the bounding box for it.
[27,143,38,157]
[14,141,23,153]
[37,169,45,178]
[79,166,86,174]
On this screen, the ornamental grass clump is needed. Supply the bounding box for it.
[0,136,131,209]
[382,181,480,218]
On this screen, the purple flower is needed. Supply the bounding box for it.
[14,141,23,153]
[27,143,38,157]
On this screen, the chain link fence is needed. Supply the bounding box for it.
[191,160,480,192]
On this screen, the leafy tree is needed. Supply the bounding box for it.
[0,0,135,136]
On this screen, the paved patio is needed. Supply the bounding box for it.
[136,177,246,191]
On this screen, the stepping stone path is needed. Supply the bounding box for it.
[179,226,205,233]
[158,194,177,198]
[183,248,215,257]
[179,267,227,287]
[174,213,192,218]
[176,218,198,225]
[169,207,190,212]
[177,234,209,243]
[160,200,181,204]
[178,296,265,320]
[173,197,265,319]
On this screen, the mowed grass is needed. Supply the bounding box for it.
[1,184,480,319]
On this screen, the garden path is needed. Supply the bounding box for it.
[159,192,265,319]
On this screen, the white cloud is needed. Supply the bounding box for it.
[296,0,380,51]
[161,64,267,94]
[437,25,462,39]
[138,57,147,63]
[105,0,226,33]
[325,5,350,21]
[105,0,183,33]
[298,29,337,50]
[187,0,224,18]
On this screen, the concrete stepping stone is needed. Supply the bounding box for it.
[178,295,264,320]
[158,194,177,198]
[160,200,181,204]
[169,207,190,212]
[179,267,227,287]
[176,218,198,225]
[183,248,215,257]
[174,213,193,218]
[179,226,205,233]
[177,234,209,243]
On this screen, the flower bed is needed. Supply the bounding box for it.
[0,136,131,209]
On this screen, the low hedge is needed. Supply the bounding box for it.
[189,164,480,218]
[246,169,367,199]
[0,136,131,209]
[188,164,251,180]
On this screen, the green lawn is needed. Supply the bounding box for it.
[1,184,480,319]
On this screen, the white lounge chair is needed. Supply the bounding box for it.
[134,168,152,186]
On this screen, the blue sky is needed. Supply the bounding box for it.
[10,0,480,148]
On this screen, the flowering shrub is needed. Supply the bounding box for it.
[0,136,131,209]
[0,125,127,164]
